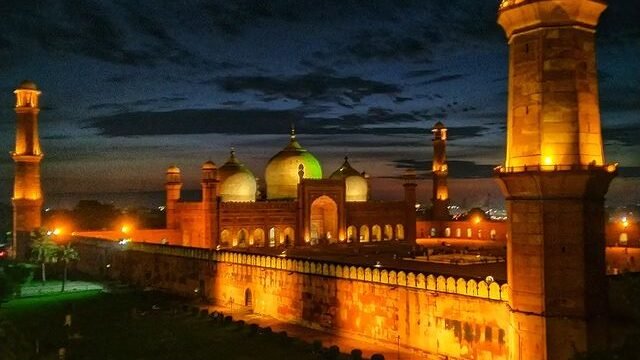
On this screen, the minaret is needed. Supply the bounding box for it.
[165,165,182,230]
[12,81,43,260]
[201,161,219,248]
[403,168,417,244]
[496,1,615,359]
[431,121,449,220]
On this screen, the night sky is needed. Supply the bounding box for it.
[0,0,638,208]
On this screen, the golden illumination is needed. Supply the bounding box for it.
[543,156,553,166]
[621,217,629,229]
[121,225,131,234]
[473,216,481,225]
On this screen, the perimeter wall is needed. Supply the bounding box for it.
[75,238,510,359]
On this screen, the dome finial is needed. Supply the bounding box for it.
[230,146,236,156]
[290,122,296,140]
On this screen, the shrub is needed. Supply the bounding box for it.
[248,324,259,336]
[223,315,233,325]
[324,345,340,360]
[371,354,385,360]
[350,349,363,360]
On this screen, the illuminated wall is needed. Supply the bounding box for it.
[74,239,510,359]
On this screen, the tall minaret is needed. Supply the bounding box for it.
[201,161,219,249]
[165,165,182,230]
[496,1,615,359]
[431,121,449,220]
[12,81,44,260]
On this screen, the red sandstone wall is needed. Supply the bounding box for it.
[417,220,507,242]
[73,229,182,244]
[74,239,510,359]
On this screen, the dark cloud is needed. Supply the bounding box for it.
[392,159,497,179]
[346,30,440,61]
[420,74,466,85]
[215,73,401,103]
[85,107,490,142]
[603,124,640,147]
[87,96,187,111]
[404,69,440,78]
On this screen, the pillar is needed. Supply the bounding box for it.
[165,166,182,230]
[403,169,417,244]
[201,161,219,248]
[431,121,450,220]
[12,81,43,260]
[496,1,615,358]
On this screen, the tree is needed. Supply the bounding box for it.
[58,243,79,292]
[30,229,58,285]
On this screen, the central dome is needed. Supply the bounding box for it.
[265,131,322,199]
[218,150,256,202]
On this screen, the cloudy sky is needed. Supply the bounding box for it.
[0,0,638,208]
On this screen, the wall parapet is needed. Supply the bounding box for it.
[75,237,509,301]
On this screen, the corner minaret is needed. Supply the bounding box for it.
[201,161,219,249]
[12,81,44,260]
[496,1,615,359]
[431,121,449,220]
[165,165,182,230]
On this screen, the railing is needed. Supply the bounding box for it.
[494,163,618,174]
[76,238,510,302]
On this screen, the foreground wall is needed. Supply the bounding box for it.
[75,238,510,359]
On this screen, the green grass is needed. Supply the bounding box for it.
[1,290,327,360]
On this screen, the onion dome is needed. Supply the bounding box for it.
[433,121,445,130]
[18,80,38,90]
[166,165,181,183]
[265,129,322,199]
[218,149,256,202]
[330,156,368,202]
[167,165,181,174]
[201,161,218,181]
[201,161,216,170]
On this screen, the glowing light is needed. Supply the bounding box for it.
[121,225,131,234]
[374,261,382,268]
[621,217,629,229]
[607,163,618,173]
[279,250,287,258]
[543,156,553,166]
[53,228,61,236]
[473,216,481,225]
[485,275,494,284]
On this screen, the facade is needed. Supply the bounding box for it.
[160,129,416,249]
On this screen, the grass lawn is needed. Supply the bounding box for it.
[1,290,329,360]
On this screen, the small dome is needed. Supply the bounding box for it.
[330,157,367,202]
[265,130,322,199]
[166,165,181,174]
[17,80,38,90]
[219,150,256,202]
[433,121,445,130]
[202,161,217,170]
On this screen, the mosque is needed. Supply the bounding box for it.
[159,127,417,249]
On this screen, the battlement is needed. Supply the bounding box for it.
[77,237,509,301]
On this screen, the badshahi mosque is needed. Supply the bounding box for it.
[8,1,638,359]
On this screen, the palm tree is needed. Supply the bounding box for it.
[30,229,58,285]
[58,243,79,292]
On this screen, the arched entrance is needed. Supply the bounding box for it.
[310,195,338,244]
[244,288,253,308]
[347,226,357,242]
[253,228,265,247]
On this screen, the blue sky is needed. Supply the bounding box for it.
[0,0,638,208]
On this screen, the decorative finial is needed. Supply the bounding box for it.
[290,122,296,140]
[230,146,236,156]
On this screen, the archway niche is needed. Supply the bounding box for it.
[310,195,338,245]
